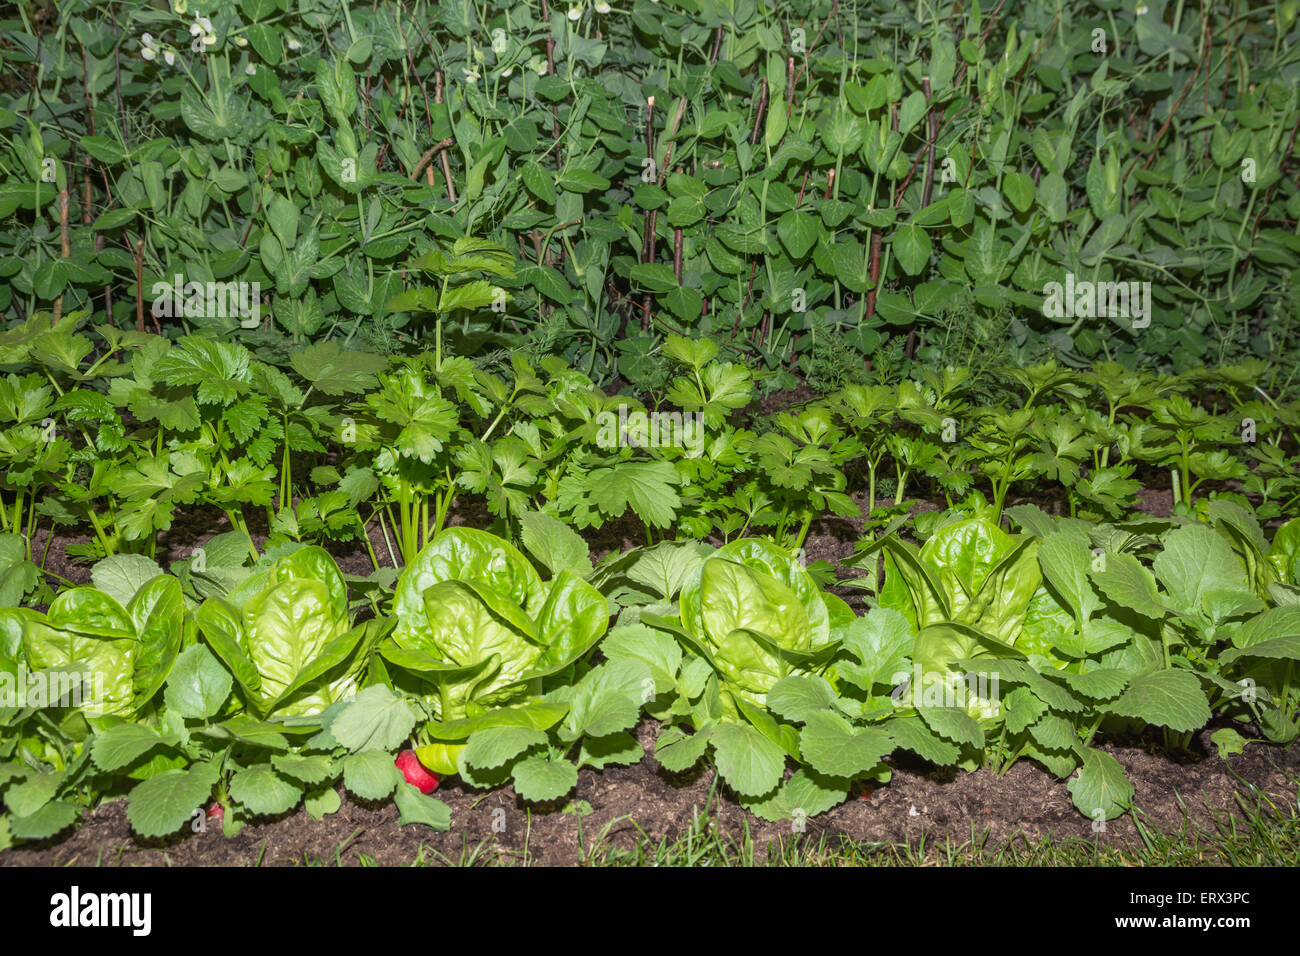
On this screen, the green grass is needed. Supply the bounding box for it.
[296,770,1300,867]
[575,785,1300,867]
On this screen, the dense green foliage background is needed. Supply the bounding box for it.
[3,0,1299,389]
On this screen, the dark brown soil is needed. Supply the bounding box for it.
[1134,485,1175,517]
[4,720,1295,867]
[755,384,822,416]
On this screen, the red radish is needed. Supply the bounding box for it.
[395,750,440,794]
[206,802,224,822]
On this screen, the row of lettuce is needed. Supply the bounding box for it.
[3,495,1299,843]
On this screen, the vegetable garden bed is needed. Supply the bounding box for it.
[7,494,1300,869]
[3,0,1300,868]
[4,466,1300,867]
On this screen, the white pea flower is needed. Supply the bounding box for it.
[286,36,302,51]
[500,67,514,78]
[140,34,177,65]
[234,36,247,47]
[245,62,257,75]
[595,0,610,12]
[463,68,480,82]
[567,6,582,20]
[191,15,217,46]
[1136,3,1148,13]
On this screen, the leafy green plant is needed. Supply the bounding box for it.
[8,0,1298,385]
[876,514,1042,647]
[379,527,618,802]
[14,574,186,720]
[0,605,101,843]
[195,547,377,718]
[92,649,449,840]
[618,539,854,799]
